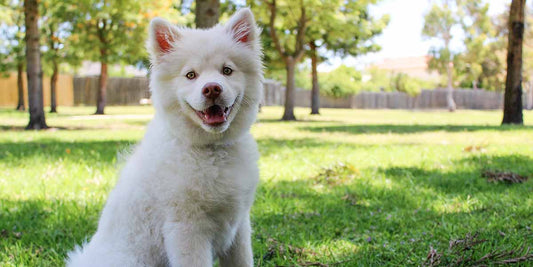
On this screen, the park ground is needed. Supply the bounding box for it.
[0,106,532,266]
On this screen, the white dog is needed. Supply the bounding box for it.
[67,8,262,267]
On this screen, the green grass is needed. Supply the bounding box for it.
[1,106,532,266]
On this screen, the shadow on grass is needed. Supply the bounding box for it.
[0,119,149,131]
[0,198,101,265]
[2,137,352,163]
[252,154,533,265]
[0,125,102,131]
[380,154,533,195]
[0,139,136,165]
[1,135,358,165]
[300,124,533,135]
[257,118,338,124]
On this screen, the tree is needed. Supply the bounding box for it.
[304,0,337,115]
[502,0,526,125]
[24,0,47,129]
[319,64,362,97]
[40,0,81,113]
[361,67,436,95]
[461,3,509,92]
[308,40,320,114]
[522,3,532,109]
[254,0,308,121]
[456,0,492,90]
[423,0,458,111]
[195,0,220,28]
[74,0,172,114]
[0,0,26,111]
[305,0,388,114]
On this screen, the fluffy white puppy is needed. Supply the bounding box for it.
[67,8,263,267]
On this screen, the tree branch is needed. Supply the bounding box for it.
[294,0,308,61]
[264,0,287,61]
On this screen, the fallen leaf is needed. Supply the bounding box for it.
[463,144,487,153]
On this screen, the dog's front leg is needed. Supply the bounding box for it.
[163,221,213,267]
[219,216,253,267]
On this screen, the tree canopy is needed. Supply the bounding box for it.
[251,0,387,119]
[0,0,25,76]
[305,0,388,114]
[71,0,174,114]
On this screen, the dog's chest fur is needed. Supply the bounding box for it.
[131,122,259,251]
[163,143,257,215]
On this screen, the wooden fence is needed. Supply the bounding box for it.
[267,83,532,110]
[0,72,73,107]
[63,77,533,109]
[353,89,505,109]
[2,75,531,110]
[73,76,150,106]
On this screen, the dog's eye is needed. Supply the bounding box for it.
[222,66,233,76]
[185,71,197,80]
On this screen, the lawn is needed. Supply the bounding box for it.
[0,106,532,266]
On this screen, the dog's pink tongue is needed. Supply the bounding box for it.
[204,105,226,124]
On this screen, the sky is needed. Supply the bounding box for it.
[318,0,509,72]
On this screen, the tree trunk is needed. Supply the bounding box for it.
[310,41,320,115]
[50,60,58,113]
[526,81,533,110]
[24,0,47,129]
[446,61,456,112]
[502,0,525,125]
[95,61,107,115]
[16,63,25,111]
[282,57,297,121]
[195,0,220,29]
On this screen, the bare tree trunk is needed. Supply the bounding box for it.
[24,0,47,129]
[502,0,525,125]
[16,63,25,111]
[50,60,58,113]
[282,56,296,121]
[446,61,456,111]
[95,61,108,115]
[195,0,220,29]
[310,41,320,115]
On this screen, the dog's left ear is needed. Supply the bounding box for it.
[225,8,257,47]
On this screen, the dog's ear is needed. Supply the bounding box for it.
[225,8,257,46]
[148,18,180,60]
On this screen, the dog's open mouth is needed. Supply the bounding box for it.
[195,105,233,126]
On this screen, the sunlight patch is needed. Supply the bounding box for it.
[433,195,482,214]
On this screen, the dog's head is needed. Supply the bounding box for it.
[147,9,263,144]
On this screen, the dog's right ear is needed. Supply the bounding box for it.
[225,8,258,48]
[148,18,180,61]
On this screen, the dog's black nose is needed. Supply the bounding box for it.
[202,83,223,99]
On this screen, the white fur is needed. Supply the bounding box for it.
[66,8,263,267]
